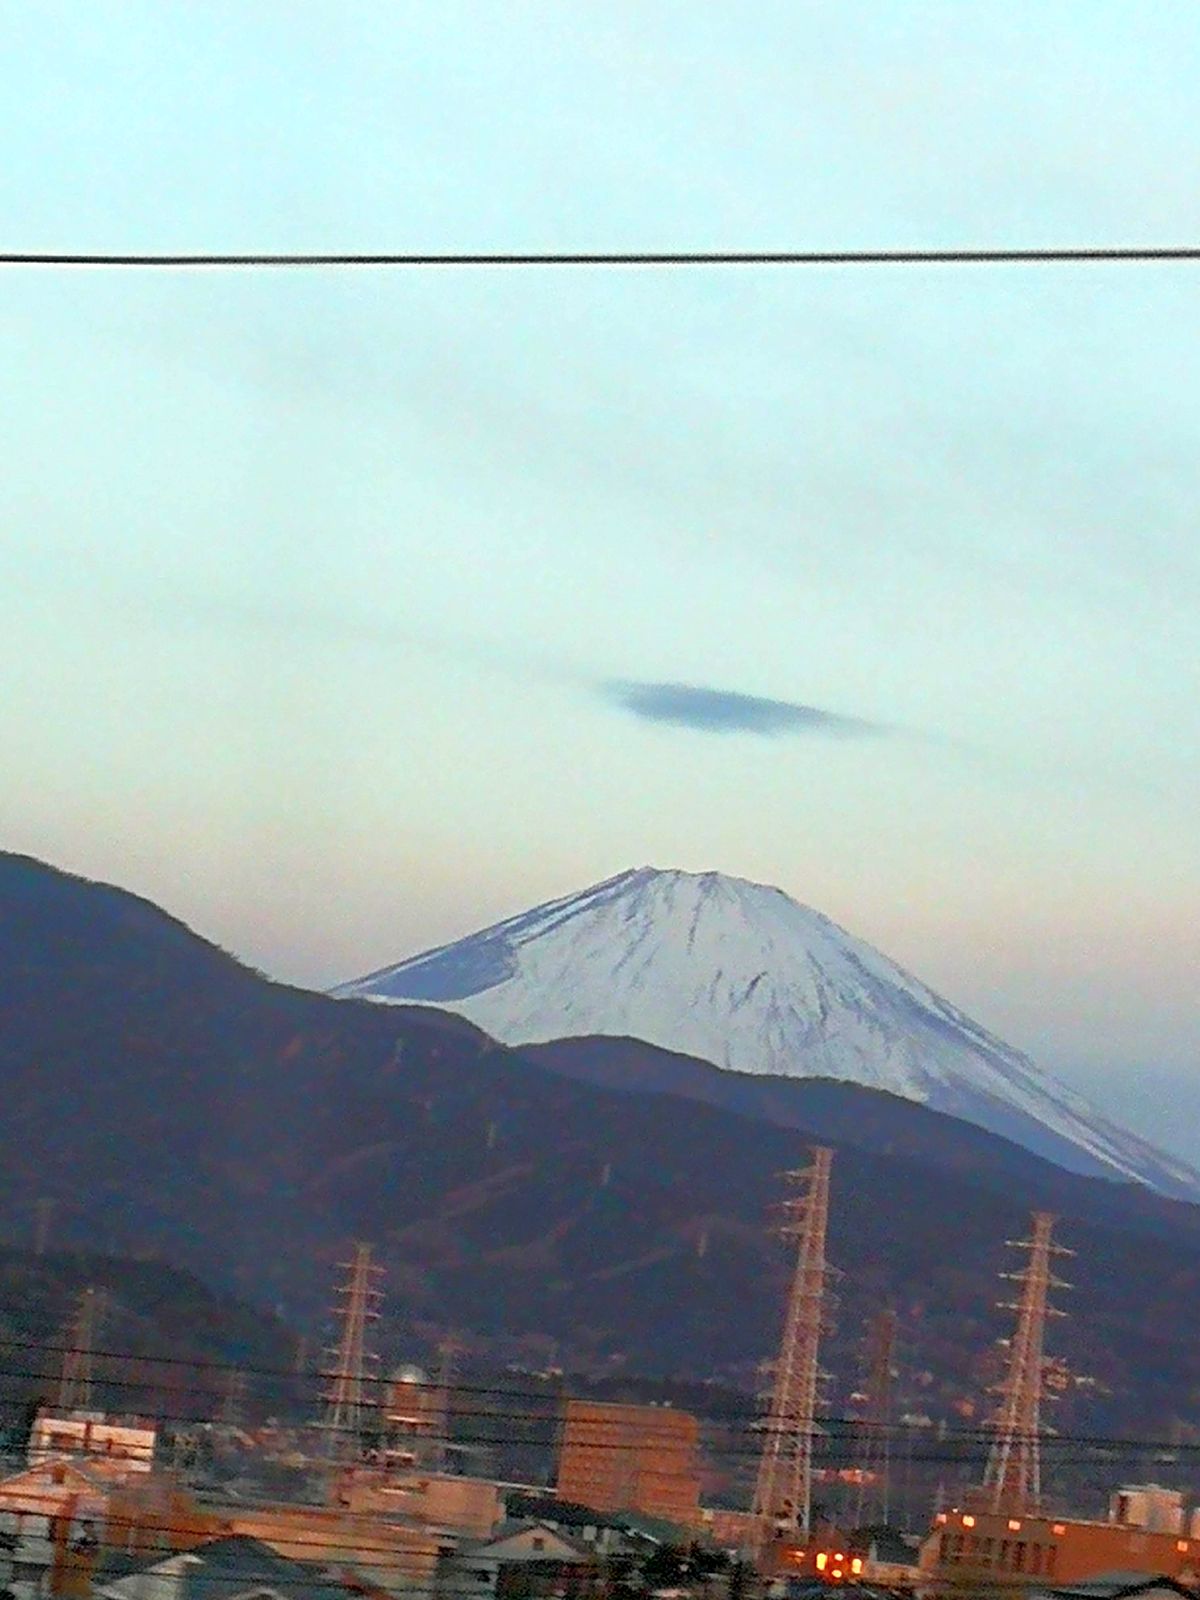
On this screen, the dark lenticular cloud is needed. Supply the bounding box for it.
[603,679,882,737]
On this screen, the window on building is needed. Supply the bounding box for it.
[1013,1542,1027,1571]
[1030,1544,1043,1574]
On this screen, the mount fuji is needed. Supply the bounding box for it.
[333,866,1200,1200]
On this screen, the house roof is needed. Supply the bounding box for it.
[1037,1575,1200,1600]
[0,1456,119,1514]
[853,1527,921,1566]
[784,1586,897,1600]
[505,1492,629,1531]
[97,1534,352,1600]
[607,1510,685,1544]
[458,1521,595,1563]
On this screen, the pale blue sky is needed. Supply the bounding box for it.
[3,4,1199,1140]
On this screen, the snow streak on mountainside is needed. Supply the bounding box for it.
[333,867,1200,1199]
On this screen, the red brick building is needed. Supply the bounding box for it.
[556,1400,701,1529]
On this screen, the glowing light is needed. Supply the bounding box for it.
[962,1516,976,1529]
[1008,1520,1021,1532]
[1178,1541,1189,1553]
[1052,1524,1066,1536]
[851,1558,864,1574]
[816,1553,828,1571]
[936,1513,948,1525]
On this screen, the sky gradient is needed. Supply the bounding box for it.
[3,3,1198,1148]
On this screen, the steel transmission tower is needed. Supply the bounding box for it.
[854,1307,898,1527]
[980,1211,1071,1514]
[58,1287,103,1410]
[320,1243,384,1458]
[753,1146,834,1544]
[431,1333,461,1471]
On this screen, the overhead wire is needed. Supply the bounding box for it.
[2,246,1200,269]
[1,1367,1195,1464]
[0,1338,1168,1449]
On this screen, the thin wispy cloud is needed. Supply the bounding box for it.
[602,680,883,738]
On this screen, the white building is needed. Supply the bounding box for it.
[28,1411,156,1474]
[1110,1484,1185,1535]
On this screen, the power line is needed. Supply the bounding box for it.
[1,246,1200,270]
[3,1341,1198,1458]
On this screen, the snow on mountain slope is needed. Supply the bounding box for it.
[332,867,1200,1199]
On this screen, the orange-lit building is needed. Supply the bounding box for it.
[333,1467,502,1538]
[699,1505,759,1551]
[556,1400,702,1529]
[920,1507,1200,1591]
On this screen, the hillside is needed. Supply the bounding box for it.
[0,1246,295,1425]
[5,851,1200,1442]
[519,1034,1200,1242]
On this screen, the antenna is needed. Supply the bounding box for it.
[319,1243,384,1460]
[58,1287,103,1411]
[980,1211,1071,1514]
[753,1146,834,1545]
[854,1307,898,1527]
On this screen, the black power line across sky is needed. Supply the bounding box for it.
[2,245,1200,269]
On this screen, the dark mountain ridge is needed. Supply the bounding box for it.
[0,1244,294,1423]
[4,851,1200,1440]
[519,1035,1200,1243]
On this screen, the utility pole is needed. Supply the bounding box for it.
[58,1288,103,1411]
[320,1244,383,1460]
[432,1333,461,1472]
[855,1307,898,1528]
[753,1146,834,1546]
[981,1211,1071,1514]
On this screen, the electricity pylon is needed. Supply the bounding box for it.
[320,1243,384,1459]
[981,1211,1071,1513]
[854,1306,898,1527]
[58,1287,103,1411]
[753,1146,834,1544]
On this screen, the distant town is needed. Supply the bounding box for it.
[4,1141,1198,1600]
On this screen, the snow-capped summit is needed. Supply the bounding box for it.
[333,866,1200,1199]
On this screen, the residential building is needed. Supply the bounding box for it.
[698,1506,758,1553]
[207,1500,446,1593]
[503,1492,661,1558]
[94,1534,354,1600]
[436,1520,599,1600]
[0,1450,185,1598]
[556,1400,701,1529]
[920,1507,1200,1591]
[1109,1489,1185,1537]
[334,1469,502,1538]
[28,1412,157,1474]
